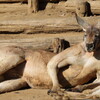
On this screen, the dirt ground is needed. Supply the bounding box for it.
[0,2,100,100]
[0,89,53,100]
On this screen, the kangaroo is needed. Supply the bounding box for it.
[0,15,99,98]
[0,38,68,93]
[47,14,100,96]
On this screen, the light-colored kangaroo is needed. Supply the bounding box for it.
[0,15,99,98]
[0,38,68,93]
[47,14,100,96]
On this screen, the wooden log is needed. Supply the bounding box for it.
[75,0,93,17]
[0,0,29,3]
[0,33,83,50]
[0,0,25,3]
[65,1,100,15]
[75,0,87,17]
[0,18,82,34]
[0,38,52,50]
[89,1,100,15]
[0,17,100,34]
[65,1,100,8]
[0,0,99,14]
[0,38,56,51]
[0,0,58,3]
[0,37,82,48]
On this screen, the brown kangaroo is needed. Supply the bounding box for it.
[0,38,68,93]
[0,15,99,98]
[47,14,100,97]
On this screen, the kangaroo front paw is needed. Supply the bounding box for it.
[47,89,57,95]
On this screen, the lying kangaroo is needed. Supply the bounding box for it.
[0,15,99,97]
[47,14,100,96]
[0,38,69,93]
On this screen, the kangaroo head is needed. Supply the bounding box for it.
[75,14,100,52]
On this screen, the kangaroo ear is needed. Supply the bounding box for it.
[75,13,91,32]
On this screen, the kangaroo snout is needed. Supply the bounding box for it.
[86,43,94,52]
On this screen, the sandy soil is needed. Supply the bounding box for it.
[0,2,99,100]
[0,89,53,100]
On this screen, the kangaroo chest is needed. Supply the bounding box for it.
[77,52,100,69]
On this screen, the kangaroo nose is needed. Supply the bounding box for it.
[86,43,94,52]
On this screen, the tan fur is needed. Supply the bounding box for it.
[49,38,68,53]
[0,48,90,93]
[51,38,64,53]
[0,38,68,93]
[47,14,100,97]
[23,50,55,88]
[0,15,99,99]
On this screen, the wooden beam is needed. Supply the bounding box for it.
[0,17,100,34]
[0,0,26,3]
[65,1,100,15]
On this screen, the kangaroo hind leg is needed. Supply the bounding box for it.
[0,78,28,93]
[0,54,24,75]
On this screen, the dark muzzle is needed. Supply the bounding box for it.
[86,43,95,52]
